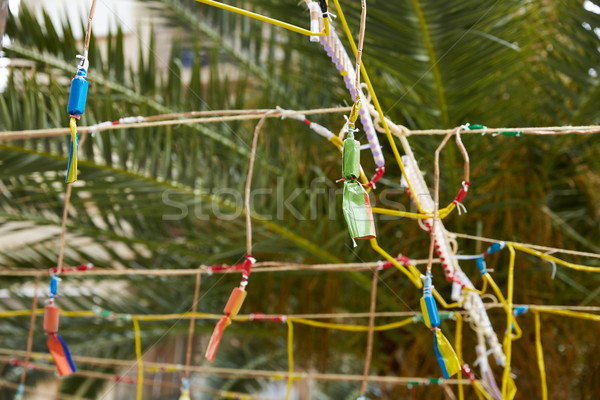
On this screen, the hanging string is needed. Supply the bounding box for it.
[426,131,455,275]
[65,0,95,183]
[246,111,277,254]
[41,120,81,375]
[57,0,96,273]
[83,0,98,58]
[56,183,73,276]
[179,273,201,398]
[359,268,378,396]
[16,275,41,398]
[354,0,366,97]
[421,126,470,281]
[205,111,277,363]
[184,272,201,379]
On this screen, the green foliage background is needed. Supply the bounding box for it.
[1,0,600,398]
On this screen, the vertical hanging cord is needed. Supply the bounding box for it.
[184,272,202,378]
[84,0,98,57]
[359,268,378,396]
[455,130,470,185]
[56,183,73,275]
[426,131,454,274]
[59,0,96,273]
[19,275,41,387]
[354,0,366,99]
[245,111,276,255]
[58,133,86,275]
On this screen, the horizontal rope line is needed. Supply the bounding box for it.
[0,356,279,400]
[0,107,350,140]
[0,348,467,385]
[450,232,600,260]
[0,259,438,277]
[3,304,599,321]
[393,125,600,137]
[0,379,86,400]
[2,108,599,140]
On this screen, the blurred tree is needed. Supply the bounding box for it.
[0,0,599,399]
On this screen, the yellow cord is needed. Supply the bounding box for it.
[193,0,324,37]
[473,381,494,400]
[432,288,460,309]
[330,135,343,148]
[132,317,143,400]
[323,15,330,36]
[511,242,600,273]
[288,316,413,332]
[323,0,330,35]
[371,207,434,220]
[286,319,294,400]
[455,313,464,400]
[529,307,600,321]
[134,312,222,322]
[534,311,548,400]
[462,278,488,296]
[484,273,522,339]
[0,309,428,333]
[371,205,455,220]
[501,244,516,398]
[0,310,41,318]
[60,310,96,317]
[369,239,423,288]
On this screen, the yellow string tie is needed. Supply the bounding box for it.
[349,100,361,124]
[66,117,78,183]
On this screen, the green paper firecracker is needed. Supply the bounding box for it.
[340,102,376,243]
